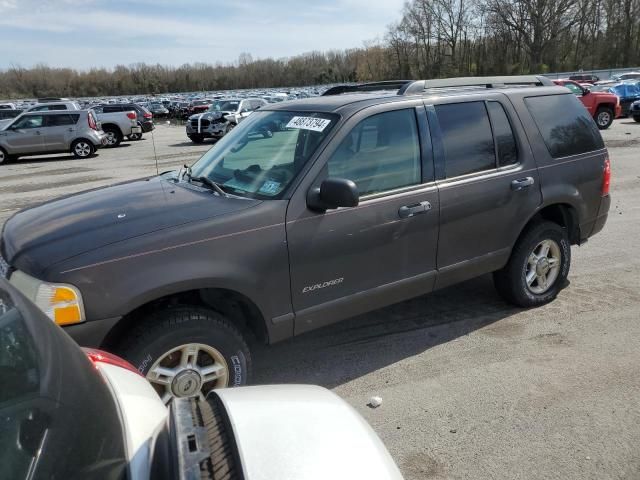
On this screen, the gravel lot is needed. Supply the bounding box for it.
[1,120,639,479]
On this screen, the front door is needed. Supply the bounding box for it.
[1,115,45,154]
[286,105,440,335]
[427,96,542,288]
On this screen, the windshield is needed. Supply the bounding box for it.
[189,110,338,199]
[207,101,223,112]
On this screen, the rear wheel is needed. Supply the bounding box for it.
[595,107,614,130]
[117,306,251,404]
[127,132,142,141]
[633,115,640,123]
[494,221,571,307]
[103,126,122,148]
[71,139,95,159]
[0,147,12,165]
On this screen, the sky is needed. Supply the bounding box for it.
[0,0,405,70]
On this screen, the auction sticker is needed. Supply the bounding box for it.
[286,116,331,132]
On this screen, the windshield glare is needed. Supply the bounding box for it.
[216,101,240,112]
[189,110,337,199]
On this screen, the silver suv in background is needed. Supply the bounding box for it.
[0,110,107,164]
[27,101,81,112]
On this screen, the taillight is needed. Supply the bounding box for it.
[88,112,97,130]
[602,156,611,196]
[126,111,137,120]
[83,348,142,376]
[143,112,153,119]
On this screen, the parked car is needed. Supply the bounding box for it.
[27,101,81,112]
[186,98,266,143]
[96,103,154,140]
[0,109,22,121]
[607,83,640,116]
[0,76,610,401]
[146,102,169,117]
[0,278,403,480]
[90,106,142,147]
[0,103,17,110]
[0,110,107,164]
[568,73,600,83]
[552,79,621,128]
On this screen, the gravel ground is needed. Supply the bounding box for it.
[1,120,639,479]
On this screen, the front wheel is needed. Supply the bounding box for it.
[71,139,95,159]
[633,115,640,123]
[189,134,204,143]
[0,147,13,165]
[494,221,571,307]
[117,307,251,404]
[595,107,614,130]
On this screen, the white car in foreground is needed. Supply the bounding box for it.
[0,278,403,480]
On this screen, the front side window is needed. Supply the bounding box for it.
[326,109,421,196]
[436,102,496,178]
[525,94,604,158]
[563,82,583,95]
[46,114,78,126]
[190,111,337,199]
[12,115,44,129]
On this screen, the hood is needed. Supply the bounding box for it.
[1,176,259,275]
[188,110,233,121]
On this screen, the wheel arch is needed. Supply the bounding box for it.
[101,286,268,351]
[101,122,123,136]
[518,202,580,247]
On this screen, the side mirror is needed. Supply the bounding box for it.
[583,87,591,95]
[307,178,359,212]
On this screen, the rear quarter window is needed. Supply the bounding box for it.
[525,94,605,158]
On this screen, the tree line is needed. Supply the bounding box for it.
[1,0,639,99]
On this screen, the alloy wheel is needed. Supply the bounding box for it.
[146,343,229,404]
[74,142,92,157]
[525,239,561,294]
[597,111,611,127]
[106,131,117,146]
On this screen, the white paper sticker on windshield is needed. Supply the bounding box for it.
[286,116,331,132]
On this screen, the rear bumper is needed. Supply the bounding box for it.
[63,316,121,347]
[590,194,610,238]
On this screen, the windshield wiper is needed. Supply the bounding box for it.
[191,174,229,198]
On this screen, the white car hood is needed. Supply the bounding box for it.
[216,385,404,480]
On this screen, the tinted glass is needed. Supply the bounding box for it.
[103,105,122,113]
[327,109,421,195]
[12,115,44,129]
[50,104,67,111]
[487,102,518,166]
[436,102,496,177]
[525,94,605,158]
[46,114,77,126]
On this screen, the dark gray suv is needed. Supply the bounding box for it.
[0,76,611,401]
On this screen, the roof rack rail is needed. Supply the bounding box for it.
[322,76,555,96]
[322,81,413,96]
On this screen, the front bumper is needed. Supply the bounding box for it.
[64,316,121,347]
[186,121,227,137]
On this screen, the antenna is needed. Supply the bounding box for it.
[150,126,159,176]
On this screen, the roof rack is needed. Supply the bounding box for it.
[322,76,555,96]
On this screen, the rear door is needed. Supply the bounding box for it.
[43,113,79,150]
[1,115,45,153]
[427,94,542,288]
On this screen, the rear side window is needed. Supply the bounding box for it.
[487,102,518,166]
[525,94,604,158]
[46,114,78,126]
[436,102,496,178]
[103,105,122,113]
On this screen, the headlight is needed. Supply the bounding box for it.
[9,270,85,326]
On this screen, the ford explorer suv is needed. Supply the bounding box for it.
[0,110,108,164]
[0,76,610,401]
[186,98,266,143]
[552,79,621,129]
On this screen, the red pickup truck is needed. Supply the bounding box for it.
[553,79,621,129]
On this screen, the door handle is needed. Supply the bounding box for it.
[398,201,431,218]
[511,177,534,191]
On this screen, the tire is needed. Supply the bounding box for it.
[103,126,122,148]
[191,395,241,480]
[71,139,95,159]
[224,123,235,135]
[595,107,614,130]
[127,132,142,141]
[189,135,204,143]
[117,306,251,404]
[493,221,571,308]
[0,147,12,165]
[633,115,640,123]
